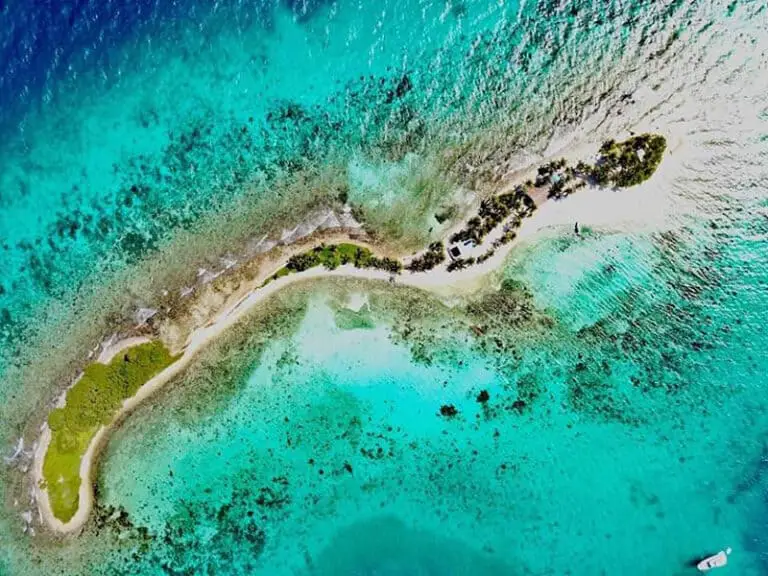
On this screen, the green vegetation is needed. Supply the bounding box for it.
[43,341,178,523]
[447,256,476,272]
[535,158,568,187]
[443,188,534,274]
[286,243,362,271]
[406,242,446,272]
[272,266,292,281]
[590,134,667,187]
[541,134,666,199]
[540,159,584,199]
[263,243,402,286]
[449,188,534,246]
[476,247,496,264]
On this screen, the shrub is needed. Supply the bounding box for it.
[276,243,403,276]
[447,257,475,272]
[476,248,496,264]
[43,341,178,522]
[368,256,403,274]
[353,246,373,268]
[286,252,320,272]
[406,241,446,272]
[434,205,458,224]
[592,134,667,187]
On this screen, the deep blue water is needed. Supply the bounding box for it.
[0,1,316,129]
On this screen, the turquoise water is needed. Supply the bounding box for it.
[85,206,767,575]
[2,0,768,575]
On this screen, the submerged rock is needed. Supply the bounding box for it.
[440,404,459,417]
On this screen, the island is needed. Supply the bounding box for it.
[34,134,667,533]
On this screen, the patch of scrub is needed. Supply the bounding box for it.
[43,341,178,523]
[590,134,667,188]
[263,243,401,286]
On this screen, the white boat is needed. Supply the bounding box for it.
[697,548,731,571]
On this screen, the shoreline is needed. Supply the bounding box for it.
[31,136,672,536]
[33,264,455,535]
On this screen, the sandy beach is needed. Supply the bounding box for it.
[31,141,674,535]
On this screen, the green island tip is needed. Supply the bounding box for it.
[42,341,179,523]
